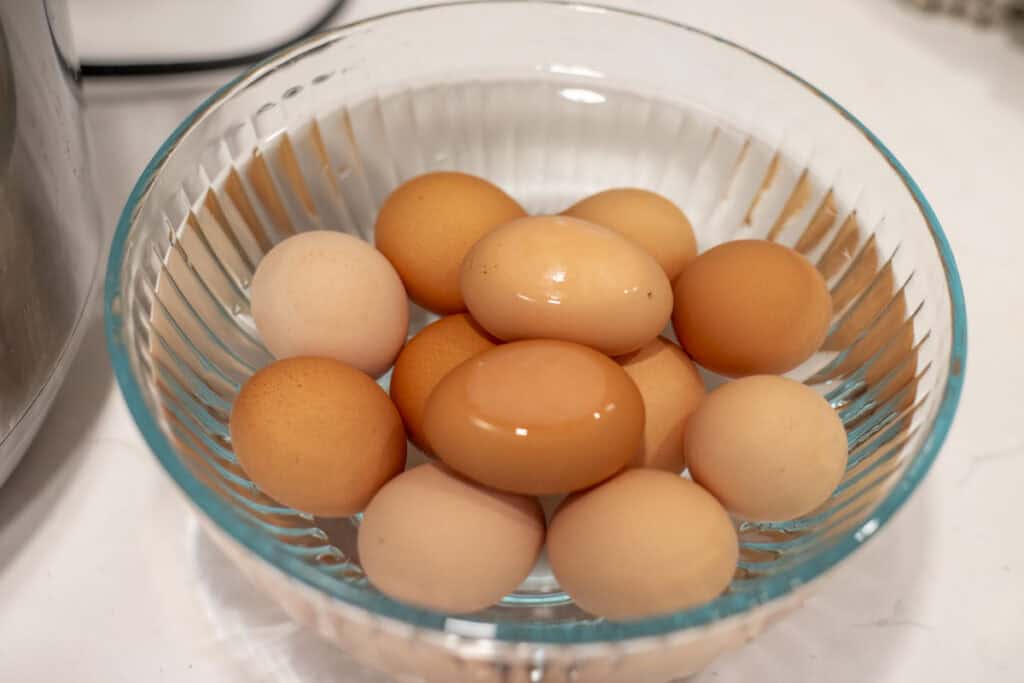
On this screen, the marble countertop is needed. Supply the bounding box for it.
[1,1,1021,681]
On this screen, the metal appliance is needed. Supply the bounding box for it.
[0,0,100,485]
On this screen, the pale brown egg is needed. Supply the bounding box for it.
[374,171,526,314]
[461,215,672,356]
[672,239,832,376]
[548,469,737,620]
[685,375,848,522]
[358,463,545,614]
[617,337,705,473]
[423,339,644,495]
[563,188,697,280]
[250,230,408,378]
[230,357,407,517]
[389,313,498,453]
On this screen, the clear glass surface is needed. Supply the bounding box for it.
[105,3,966,681]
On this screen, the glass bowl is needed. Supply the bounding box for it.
[104,3,967,681]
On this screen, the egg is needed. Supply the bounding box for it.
[672,239,832,376]
[423,339,644,495]
[461,215,672,356]
[358,463,545,613]
[548,469,737,620]
[230,357,407,517]
[617,337,705,472]
[563,188,697,280]
[250,230,408,378]
[389,313,498,453]
[685,375,848,521]
[374,171,526,314]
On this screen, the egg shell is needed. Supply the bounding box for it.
[685,375,848,522]
[250,230,408,378]
[423,339,644,495]
[548,469,738,620]
[617,337,705,472]
[374,171,526,314]
[672,239,832,376]
[358,463,545,614]
[230,357,407,518]
[389,313,498,453]
[563,188,697,280]
[461,215,673,356]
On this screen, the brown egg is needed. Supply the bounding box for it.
[358,463,545,614]
[423,339,644,495]
[686,375,848,522]
[548,469,737,620]
[563,188,697,280]
[672,239,832,376]
[250,230,409,378]
[374,171,526,314]
[617,337,705,473]
[461,215,672,356]
[389,314,498,453]
[230,357,406,517]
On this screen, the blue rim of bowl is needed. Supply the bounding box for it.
[105,1,967,644]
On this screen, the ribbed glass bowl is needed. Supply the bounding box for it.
[104,3,966,681]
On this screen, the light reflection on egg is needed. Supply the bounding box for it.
[423,339,644,495]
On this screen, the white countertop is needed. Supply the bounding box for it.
[2,1,1022,681]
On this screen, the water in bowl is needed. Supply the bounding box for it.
[146,78,928,623]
